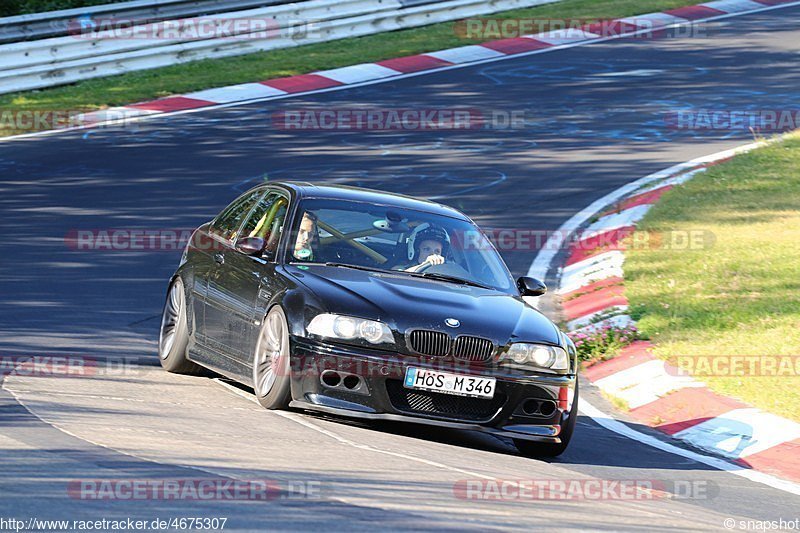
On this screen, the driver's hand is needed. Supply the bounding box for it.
[427,254,445,265]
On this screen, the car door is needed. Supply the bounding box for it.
[199,189,265,357]
[183,222,217,346]
[205,190,290,364]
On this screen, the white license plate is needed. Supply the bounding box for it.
[403,367,496,399]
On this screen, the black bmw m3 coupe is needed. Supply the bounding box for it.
[159,181,579,456]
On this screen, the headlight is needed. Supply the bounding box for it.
[502,343,569,372]
[307,314,393,345]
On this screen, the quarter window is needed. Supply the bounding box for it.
[239,192,289,257]
[211,190,263,241]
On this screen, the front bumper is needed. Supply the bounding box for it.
[288,336,577,443]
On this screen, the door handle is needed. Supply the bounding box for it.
[214,253,225,265]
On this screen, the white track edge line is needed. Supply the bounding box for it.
[3,376,440,511]
[530,134,800,495]
[526,140,766,278]
[2,380,252,483]
[580,398,800,495]
[212,377,501,481]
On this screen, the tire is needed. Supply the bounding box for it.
[158,278,204,375]
[252,306,292,410]
[514,380,579,458]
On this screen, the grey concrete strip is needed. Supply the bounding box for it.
[4,369,743,530]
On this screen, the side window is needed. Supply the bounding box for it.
[211,190,264,241]
[239,192,289,257]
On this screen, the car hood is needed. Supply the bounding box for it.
[286,264,561,346]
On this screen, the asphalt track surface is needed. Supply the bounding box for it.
[1,5,800,531]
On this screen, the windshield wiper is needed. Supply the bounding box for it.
[322,262,386,273]
[313,262,493,289]
[411,272,492,290]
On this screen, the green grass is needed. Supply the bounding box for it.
[1,0,130,17]
[0,0,697,124]
[605,393,630,412]
[625,133,800,422]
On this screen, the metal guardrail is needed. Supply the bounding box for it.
[0,0,294,43]
[0,0,559,95]
[0,0,391,71]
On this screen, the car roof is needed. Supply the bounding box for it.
[264,181,471,221]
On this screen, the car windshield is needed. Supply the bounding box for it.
[287,198,515,292]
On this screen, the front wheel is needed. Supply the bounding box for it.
[514,380,579,458]
[158,278,204,375]
[252,306,292,410]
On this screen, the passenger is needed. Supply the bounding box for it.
[293,211,318,261]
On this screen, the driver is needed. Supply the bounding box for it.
[293,211,318,261]
[403,223,450,272]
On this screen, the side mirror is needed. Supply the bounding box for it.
[235,236,265,256]
[517,276,547,297]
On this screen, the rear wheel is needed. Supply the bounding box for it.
[158,278,204,375]
[514,380,579,458]
[253,306,292,410]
